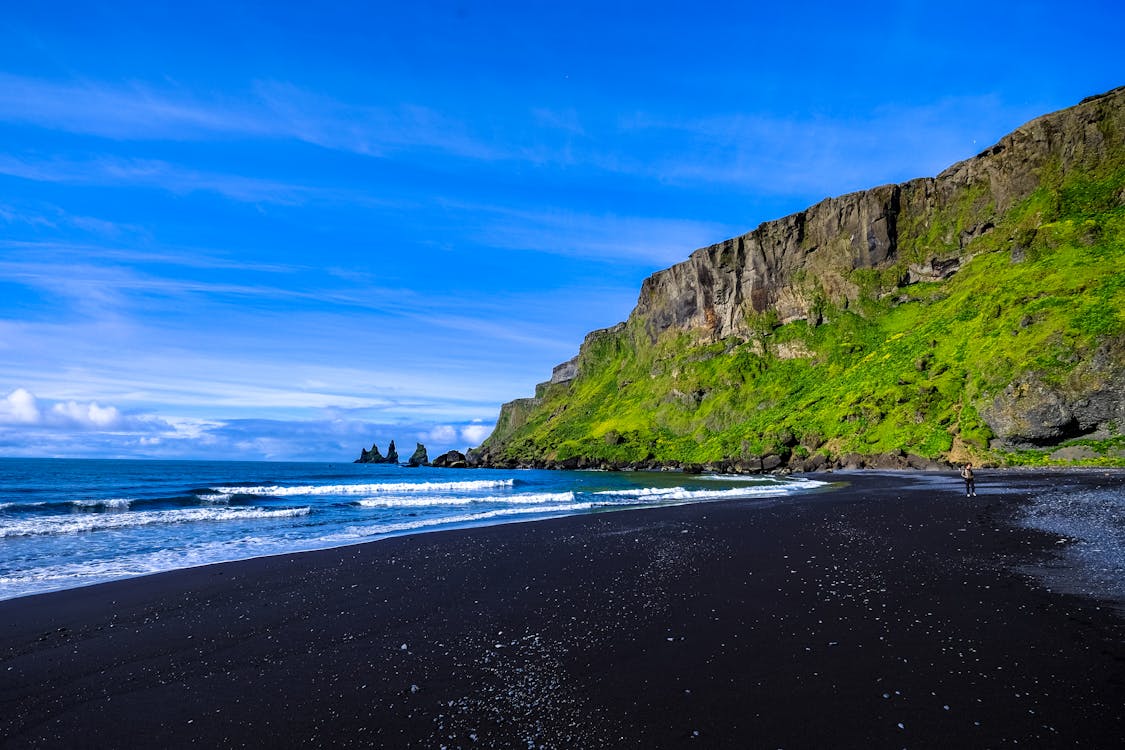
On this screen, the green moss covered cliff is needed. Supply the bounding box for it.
[476,87,1125,470]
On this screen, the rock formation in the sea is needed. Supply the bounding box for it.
[407,443,429,467]
[432,450,468,468]
[473,86,1125,470]
[354,441,405,464]
[355,443,385,463]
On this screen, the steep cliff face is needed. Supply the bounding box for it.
[480,87,1125,469]
[633,87,1124,342]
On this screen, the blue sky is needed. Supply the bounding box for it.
[1,1,1122,461]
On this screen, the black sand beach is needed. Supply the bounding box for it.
[2,470,1123,748]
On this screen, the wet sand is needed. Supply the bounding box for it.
[1,470,1123,748]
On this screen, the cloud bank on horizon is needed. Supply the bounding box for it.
[0,1,1121,461]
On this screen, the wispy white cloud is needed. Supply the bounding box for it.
[0,154,311,204]
[0,237,308,277]
[0,73,1039,208]
[0,252,593,352]
[0,73,508,163]
[531,107,586,136]
[0,254,404,323]
[612,95,1039,196]
[444,201,735,266]
[159,416,228,441]
[0,73,271,140]
[0,257,295,323]
[250,80,507,160]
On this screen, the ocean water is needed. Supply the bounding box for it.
[0,458,827,601]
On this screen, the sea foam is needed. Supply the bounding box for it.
[71,497,133,510]
[214,478,516,496]
[594,484,815,502]
[355,491,576,508]
[0,506,311,538]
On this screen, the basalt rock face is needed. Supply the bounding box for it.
[476,87,1125,468]
[632,88,1123,341]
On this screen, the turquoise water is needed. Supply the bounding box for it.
[0,458,825,601]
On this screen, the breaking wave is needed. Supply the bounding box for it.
[594,483,822,502]
[0,506,311,539]
[213,479,516,496]
[355,491,576,508]
[320,502,595,543]
[71,497,133,510]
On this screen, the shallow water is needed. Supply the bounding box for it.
[0,458,826,601]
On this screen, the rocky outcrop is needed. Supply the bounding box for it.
[431,450,468,469]
[407,443,429,467]
[551,356,579,384]
[981,341,1125,448]
[385,440,399,464]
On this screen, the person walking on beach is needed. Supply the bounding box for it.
[961,463,976,497]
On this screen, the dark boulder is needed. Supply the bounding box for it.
[793,452,829,472]
[760,454,784,471]
[432,450,468,469]
[906,453,948,470]
[981,341,1125,449]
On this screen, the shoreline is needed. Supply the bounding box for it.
[0,471,828,605]
[1,465,1113,606]
[2,470,1123,747]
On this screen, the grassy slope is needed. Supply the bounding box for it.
[489,142,1125,468]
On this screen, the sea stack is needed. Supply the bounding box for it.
[355,443,385,464]
[354,441,402,464]
[407,443,429,467]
